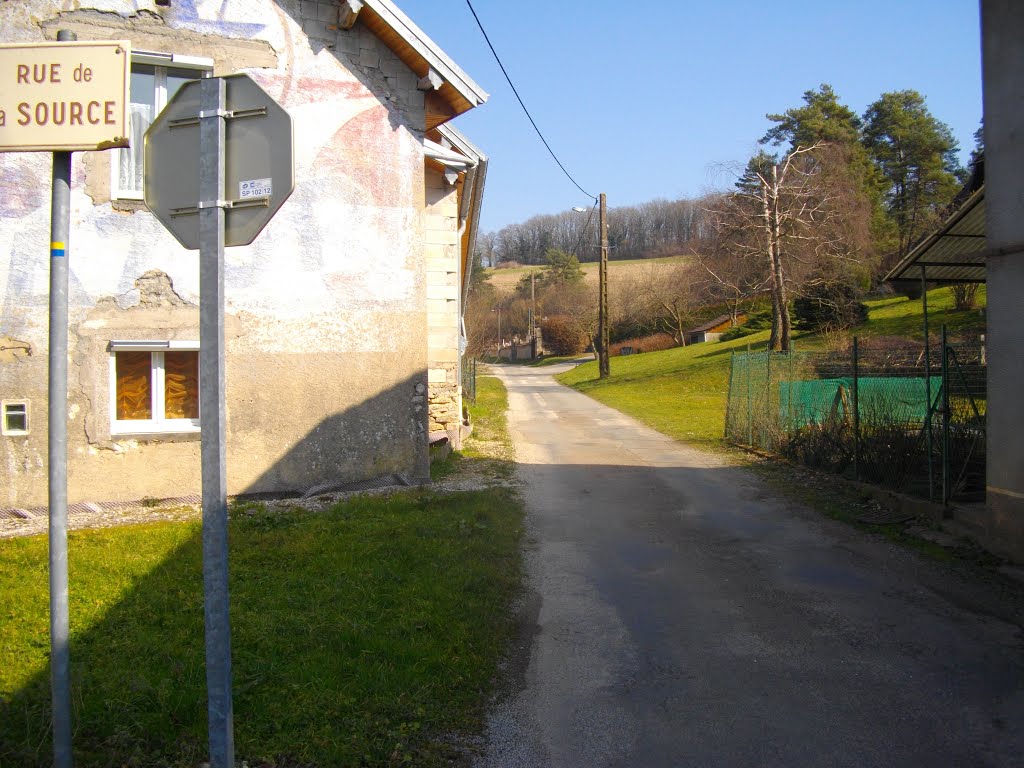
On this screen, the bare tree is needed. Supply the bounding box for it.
[712,143,864,351]
[696,198,769,326]
[634,262,701,346]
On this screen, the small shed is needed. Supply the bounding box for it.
[685,313,746,345]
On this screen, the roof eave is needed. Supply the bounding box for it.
[360,0,489,114]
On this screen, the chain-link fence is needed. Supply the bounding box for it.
[725,334,986,503]
[460,355,478,404]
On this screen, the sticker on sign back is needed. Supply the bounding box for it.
[239,178,272,199]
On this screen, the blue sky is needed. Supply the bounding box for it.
[395,0,983,233]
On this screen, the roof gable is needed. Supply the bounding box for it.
[344,0,488,127]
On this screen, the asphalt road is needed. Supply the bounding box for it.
[477,361,1024,768]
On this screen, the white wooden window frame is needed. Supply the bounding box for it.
[110,51,213,201]
[109,340,201,435]
[1,400,29,436]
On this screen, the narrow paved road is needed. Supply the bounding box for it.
[477,362,1024,768]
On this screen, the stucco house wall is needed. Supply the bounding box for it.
[0,0,483,508]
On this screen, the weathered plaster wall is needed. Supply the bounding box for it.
[1,0,433,507]
[424,166,463,443]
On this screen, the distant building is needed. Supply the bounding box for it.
[0,0,487,509]
[684,313,747,345]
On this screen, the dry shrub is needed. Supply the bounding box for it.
[541,315,590,355]
[610,332,676,356]
[950,283,979,311]
[859,335,919,351]
[819,324,852,353]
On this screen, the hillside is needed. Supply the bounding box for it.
[483,255,689,294]
[555,286,988,449]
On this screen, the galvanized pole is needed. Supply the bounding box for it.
[48,29,76,768]
[598,193,610,379]
[199,76,234,768]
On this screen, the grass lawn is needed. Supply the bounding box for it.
[558,329,776,449]
[861,284,986,340]
[0,380,522,767]
[556,286,987,448]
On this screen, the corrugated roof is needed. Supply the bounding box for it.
[884,186,986,284]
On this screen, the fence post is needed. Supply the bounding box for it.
[746,345,753,446]
[787,347,794,437]
[921,266,934,500]
[725,351,735,439]
[941,325,950,505]
[765,350,772,449]
[853,336,860,482]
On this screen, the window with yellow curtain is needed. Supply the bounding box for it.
[111,344,200,433]
[115,351,153,420]
[164,351,199,419]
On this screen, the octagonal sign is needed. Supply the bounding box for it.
[144,73,294,250]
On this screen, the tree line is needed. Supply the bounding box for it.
[478,197,711,266]
[470,84,979,355]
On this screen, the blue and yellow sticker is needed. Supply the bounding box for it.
[51,241,65,258]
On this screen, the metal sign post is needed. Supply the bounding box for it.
[144,72,293,768]
[198,76,234,768]
[48,32,75,768]
[0,31,133,766]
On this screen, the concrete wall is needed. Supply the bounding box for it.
[0,0,435,507]
[424,166,463,444]
[981,0,1024,562]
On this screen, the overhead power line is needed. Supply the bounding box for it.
[464,0,597,203]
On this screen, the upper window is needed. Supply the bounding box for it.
[109,341,200,434]
[111,52,212,200]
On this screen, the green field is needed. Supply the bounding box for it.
[556,286,987,447]
[484,254,689,293]
[0,379,521,767]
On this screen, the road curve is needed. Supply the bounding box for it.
[477,361,1024,768]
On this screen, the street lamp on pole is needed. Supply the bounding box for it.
[492,306,502,358]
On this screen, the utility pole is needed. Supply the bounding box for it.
[598,192,610,378]
[530,271,536,338]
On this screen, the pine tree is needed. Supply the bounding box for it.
[762,84,890,274]
[862,90,965,262]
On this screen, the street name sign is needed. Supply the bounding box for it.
[144,73,294,250]
[0,40,130,152]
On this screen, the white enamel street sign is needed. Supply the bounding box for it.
[0,40,130,152]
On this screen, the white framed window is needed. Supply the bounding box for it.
[2,400,29,436]
[111,52,213,200]
[109,341,200,435]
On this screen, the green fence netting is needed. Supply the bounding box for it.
[725,338,986,503]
